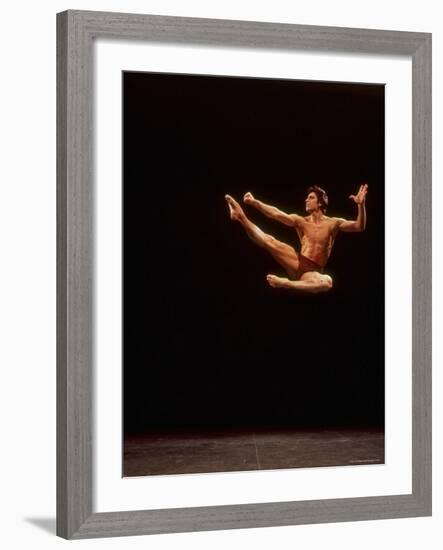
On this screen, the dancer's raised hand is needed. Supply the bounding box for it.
[349,184,368,205]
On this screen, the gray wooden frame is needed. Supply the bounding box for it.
[57,9,432,540]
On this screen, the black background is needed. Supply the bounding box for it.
[123,71,385,434]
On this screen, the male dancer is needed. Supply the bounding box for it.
[225,184,368,293]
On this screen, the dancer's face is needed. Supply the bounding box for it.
[305,192,320,212]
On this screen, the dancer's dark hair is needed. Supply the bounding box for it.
[306,185,328,212]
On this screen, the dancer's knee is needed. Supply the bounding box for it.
[319,275,333,291]
[305,273,333,292]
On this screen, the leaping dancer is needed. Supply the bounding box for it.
[225,184,368,293]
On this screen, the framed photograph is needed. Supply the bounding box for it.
[57,10,431,539]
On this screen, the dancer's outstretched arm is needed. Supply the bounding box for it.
[335,184,368,232]
[243,192,302,227]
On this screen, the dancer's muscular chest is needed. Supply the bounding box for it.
[297,217,335,245]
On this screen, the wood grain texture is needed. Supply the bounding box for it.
[411,35,432,510]
[72,494,427,539]
[66,9,427,54]
[56,11,68,538]
[56,9,432,539]
[57,10,93,539]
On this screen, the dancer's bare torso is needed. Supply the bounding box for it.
[294,215,341,267]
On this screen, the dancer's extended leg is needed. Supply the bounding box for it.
[267,272,333,293]
[225,194,299,278]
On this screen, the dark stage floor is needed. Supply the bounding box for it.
[123,427,384,477]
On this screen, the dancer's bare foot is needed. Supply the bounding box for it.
[225,194,245,222]
[266,274,291,288]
